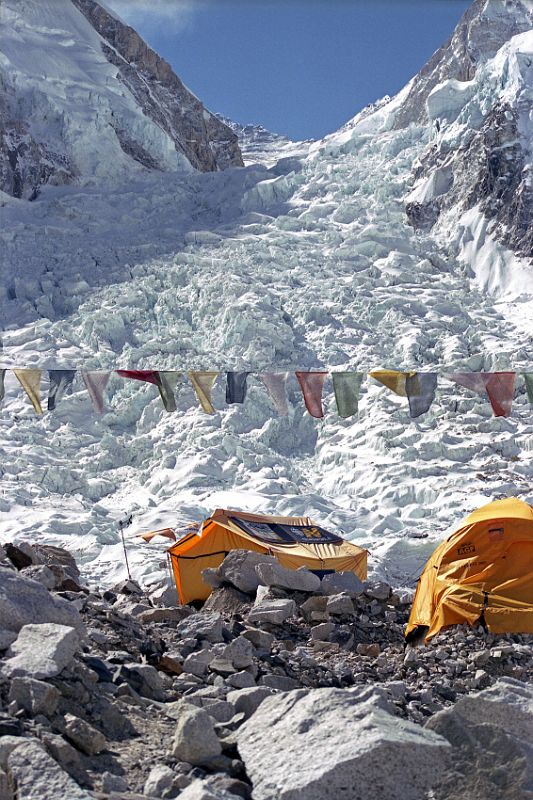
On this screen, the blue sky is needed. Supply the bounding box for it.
[107,0,471,140]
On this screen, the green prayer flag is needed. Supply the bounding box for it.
[332,372,364,418]
[523,373,533,404]
[157,371,181,412]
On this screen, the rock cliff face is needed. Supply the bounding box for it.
[0,0,243,200]
[399,0,533,262]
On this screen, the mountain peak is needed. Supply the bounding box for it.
[0,0,243,199]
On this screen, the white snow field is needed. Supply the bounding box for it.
[1,6,532,589]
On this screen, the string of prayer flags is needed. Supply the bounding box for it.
[259,372,290,416]
[226,372,250,404]
[13,369,43,415]
[48,369,75,411]
[296,371,328,418]
[405,373,438,419]
[138,528,177,543]
[81,371,110,413]
[522,374,533,405]
[189,371,219,414]
[0,369,6,403]
[447,372,516,417]
[332,372,363,418]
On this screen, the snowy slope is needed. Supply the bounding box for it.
[0,0,242,198]
[0,0,532,590]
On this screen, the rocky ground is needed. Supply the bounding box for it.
[0,543,532,800]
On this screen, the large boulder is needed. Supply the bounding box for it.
[237,687,450,800]
[426,678,533,800]
[2,624,79,679]
[0,568,83,633]
[8,677,60,717]
[255,563,321,593]
[247,598,296,626]
[175,613,225,644]
[171,702,222,765]
[7,739,93,800]
[216,551,278,594]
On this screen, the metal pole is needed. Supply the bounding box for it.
[119,515,133,581]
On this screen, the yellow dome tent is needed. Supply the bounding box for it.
[167,508,367,604]
[406,498,533,641]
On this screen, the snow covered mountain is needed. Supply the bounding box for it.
[0,0,532,589]
[0,0,243,199]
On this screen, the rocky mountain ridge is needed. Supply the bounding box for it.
[0,0,242,200]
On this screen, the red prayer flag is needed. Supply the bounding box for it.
[295,371,328,418]
[116,370,161,385]
[484,372,516,417]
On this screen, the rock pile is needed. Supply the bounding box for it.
[0,544,532,799]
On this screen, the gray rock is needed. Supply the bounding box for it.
[310,622,335,641]
[61,713,106,755]
[8,677,60,717]
[143,764,176,798]
[183,648,217,679]
[259,674,300,691]
[227,670,256,689]
[426,679,533,800]
[225,636,255,670]
[325,593,355,616]
[320,572,364,597]
[247,599,296,626]
[237,687,450,800]
[3,624,79,679]
[365,581,392,601]
[137,607,190,625]
[242,628,274,651]
[149,583,180,607]
[300,595,329,622]
[203,586,252,616]
[7,739,93,800]
[124,663,166,700]
[0,737,22,770]
[0,630,17,651]
[0,768,11,800]
[177,779,242,800]
[226,687,275,720]
[101,771,129,793]
[255,563,321,593]
[176,613,225,644]
[0,567,83,633]
[171,702,222,765]
[20,566,57,590]
[217,550,278,594]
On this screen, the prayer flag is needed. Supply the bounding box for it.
[0,369,6,403]
[332,372,363,418]
[189,371,219,414]
[406,373,438,418]
[369,370,411,397]
[139,528,177,543]
[13,369,43,414]
[226,372,250,404]
[48,370,76,411]
[158,371,181,412]
[295,371,328,418]
[259,373,290,416]
[81,371,110,413]
[446,372,516,417]
[116,369,160,385]
[522,374,533,405]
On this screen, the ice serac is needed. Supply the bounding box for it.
[0,0,243,200]
[399,0,533,267]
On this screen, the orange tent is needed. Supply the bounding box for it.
[406,498,533,641]
[167,508,367,604]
